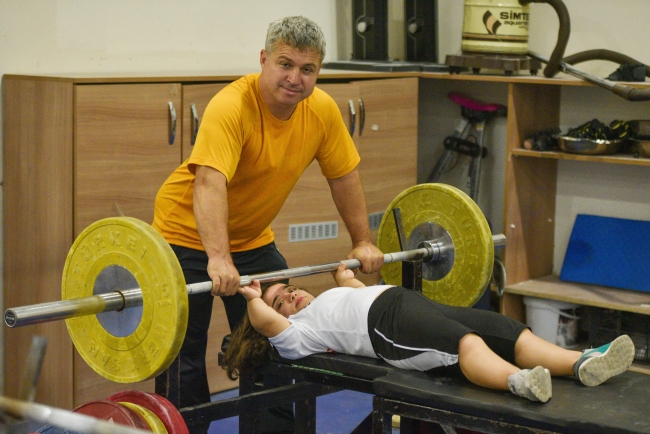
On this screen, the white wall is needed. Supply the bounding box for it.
[1,0,649,393]
[528,0,650,78]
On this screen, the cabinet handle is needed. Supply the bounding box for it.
[190,103,199,146]
[358,98,365,136]
[348,100,356,137]
[168,102,176,145]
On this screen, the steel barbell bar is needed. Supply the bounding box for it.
[0,395,151,434]
[4,234,505,329]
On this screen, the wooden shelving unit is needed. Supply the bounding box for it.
[492,77,650,375]
[506,275,650,315]
[387,71,650,373]
[511,148,650,167]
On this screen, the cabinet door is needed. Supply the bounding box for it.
[355,77,419,285]
[182,82,237,395]
[356,78,418,212]
[73,83,183,404]
[182,83,230,160]
[319,82,361,138]
[355,78,418,285]
[75,83,183,234]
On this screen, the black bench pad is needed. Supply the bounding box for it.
[270,352,397,381]
[373,370,650,434]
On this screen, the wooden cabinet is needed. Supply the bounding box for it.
[3,77,194,407]
[2,72,418,408]
[75,83,183,230]
[181,83,229,160]
[3,77,75,410]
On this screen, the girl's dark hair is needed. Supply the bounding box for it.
[222,282,280,380]
[222,313,272,380]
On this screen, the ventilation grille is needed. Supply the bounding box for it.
[368,212,384,231]
[289,221,338,242]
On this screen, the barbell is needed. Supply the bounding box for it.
[4,183,504,384]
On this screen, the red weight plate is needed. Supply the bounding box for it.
[107,390,189,434]
[73,400,151,430]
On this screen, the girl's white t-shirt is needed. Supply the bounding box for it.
[268,285,394,359]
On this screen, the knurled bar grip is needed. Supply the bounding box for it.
[5,234,506,329]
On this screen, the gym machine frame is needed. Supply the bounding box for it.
[166,206,503,433]
[170,217,437,432]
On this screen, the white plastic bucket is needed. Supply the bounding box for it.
[523,297,582,349]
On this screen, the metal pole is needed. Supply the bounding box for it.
[0,395,150,434]
[528,51,616,90]
[527,51,650,101]
[5,234,505,328]
[5,246,430,328]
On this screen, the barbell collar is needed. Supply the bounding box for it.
[5,234,505,328]
[4,291,126,328]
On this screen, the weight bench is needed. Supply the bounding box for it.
[372,368,650,434]
[178,349,650,434]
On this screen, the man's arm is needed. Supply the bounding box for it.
[327,168,384,273]
[193,165,241,296]
[239,281,290,338]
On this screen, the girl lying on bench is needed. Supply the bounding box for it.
[223,264,634,403]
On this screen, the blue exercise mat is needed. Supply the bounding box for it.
[560,214,650,293]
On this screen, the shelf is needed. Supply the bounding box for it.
[510,148,650,167]
[630,362,650,376]
[504,275,650,315]
[506,276,650,375]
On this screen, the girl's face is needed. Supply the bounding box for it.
[262,284,315,318]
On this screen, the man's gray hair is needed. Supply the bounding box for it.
[265,16,326,63]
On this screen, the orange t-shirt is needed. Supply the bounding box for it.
[152,73,360,252]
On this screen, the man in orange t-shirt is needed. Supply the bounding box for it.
[152,15,384,432]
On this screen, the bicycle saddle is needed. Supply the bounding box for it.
[448,92,506,113]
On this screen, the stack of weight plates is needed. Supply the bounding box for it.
[35,391,188,433]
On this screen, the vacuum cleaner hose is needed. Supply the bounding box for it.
[520,0,571,78]
[563,49,650,79]
[522,0,650,101]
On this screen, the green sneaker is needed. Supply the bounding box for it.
[574,335,635,387]
[508,366,552,403]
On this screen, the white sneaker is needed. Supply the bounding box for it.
[508,366,552,403]
[574,334,635,387]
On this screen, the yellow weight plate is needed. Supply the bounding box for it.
[120,401,169,433]
[62,217,188,383]
[377,184,493,306]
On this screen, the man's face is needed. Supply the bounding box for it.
[258,42,321,119]
[263,283,315,318]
